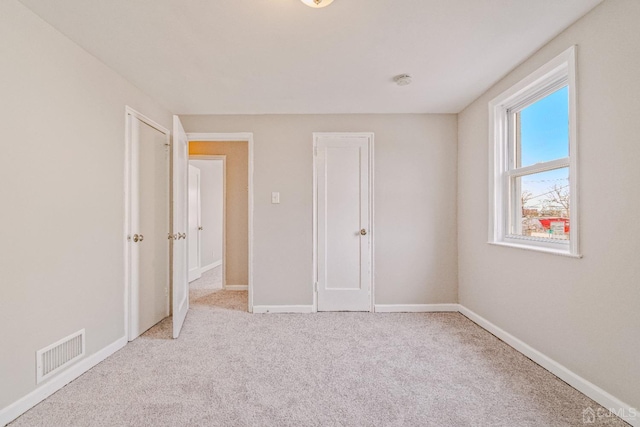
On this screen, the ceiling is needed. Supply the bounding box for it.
[19,0,602,114]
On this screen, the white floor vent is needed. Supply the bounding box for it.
[36,329,85,383]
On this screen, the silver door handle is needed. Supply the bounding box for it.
[198,226,203,231]
[360,229,367,236]
[133,234,140,242]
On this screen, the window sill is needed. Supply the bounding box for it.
[488,241,582,258]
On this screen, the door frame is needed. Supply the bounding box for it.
[187,164,202,282]
[187,132,254,313]
[188,155,227,289]
[312,132,375,313]
[124,106,171,341]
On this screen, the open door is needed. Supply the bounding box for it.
[172,116,189,338]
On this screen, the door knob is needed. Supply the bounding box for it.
[133,234,140,242]
[360,229,367,236]
[198,226,203,231]
[139,234,144,242]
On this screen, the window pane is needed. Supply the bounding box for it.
[511,168,570,241]
[516,86,569,167]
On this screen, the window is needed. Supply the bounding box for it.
[489,46,580,257]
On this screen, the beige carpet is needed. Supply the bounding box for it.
[190,266,223,290]
[10,286,627,426]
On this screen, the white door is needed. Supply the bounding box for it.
[128,115,170,340]
[172,116,189,338]
[314,133,373,312]
[188,165,202,282]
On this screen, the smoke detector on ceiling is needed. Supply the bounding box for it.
[394,74,413,86]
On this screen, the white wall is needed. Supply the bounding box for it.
[189,160,224,268]
[0,0,171,411]
[180,114,459,307]
[458,0,640,411]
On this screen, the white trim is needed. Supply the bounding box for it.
[488,46,579,256]
[124,107,171,342]
[370,135,376,312]
[187,133,254,313]
[253,305,314,314]
[0,336,127,427]
[188,132,254,142]
[488,241,582,258]
[312,137,318,313]
[2,308,635,426]
[374,304,459,313]
[312,132,375,313]
[505,157,569,178]
[200,260,222,273]
[187,164,202,283]
[224,285,248,291]
[125,106,170,135]
[458,305,638,426]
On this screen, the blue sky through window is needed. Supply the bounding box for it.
[520,86,568,166]
[519,86,569,210]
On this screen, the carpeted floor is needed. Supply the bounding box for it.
[191,266,223,290]
[10,283,627,426]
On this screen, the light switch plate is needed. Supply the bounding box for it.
[271,192,280,204]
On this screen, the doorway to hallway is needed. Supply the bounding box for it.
[187,133,254,312]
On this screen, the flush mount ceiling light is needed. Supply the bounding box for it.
[394,74,413,86]
[300,0,334,8]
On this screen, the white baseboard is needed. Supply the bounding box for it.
[201,260,221,274]
[0,335,127,427]
[188,270,200,283]
[225,284,247,291]
[253,305,314,314]
[2,307,636,427]
[375,304,459,313]
[458,305,638,426]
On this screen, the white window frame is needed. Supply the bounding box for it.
[488,46,581,258]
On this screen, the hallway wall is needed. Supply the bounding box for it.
[189,159,224,269]
[190,142,249,286]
